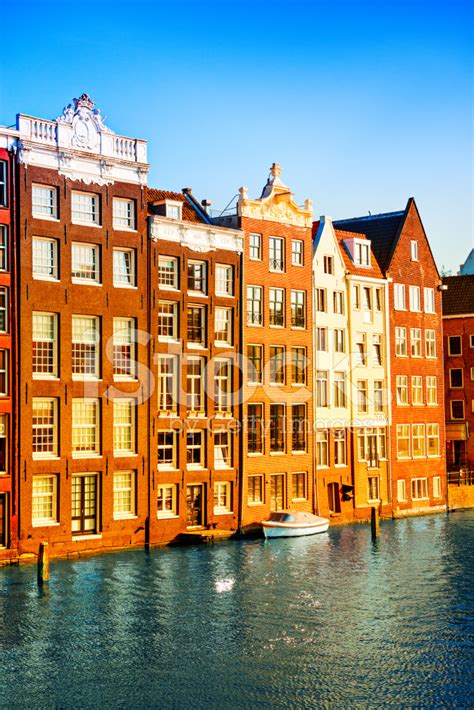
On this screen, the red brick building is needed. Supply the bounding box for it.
[335,199,447,516]
[442,275,474,473]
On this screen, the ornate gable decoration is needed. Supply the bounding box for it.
[238,163,313,228]
[57,93,113,152]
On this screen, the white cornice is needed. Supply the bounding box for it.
[149,216,244,254]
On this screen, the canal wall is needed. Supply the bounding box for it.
[448,484,474,511]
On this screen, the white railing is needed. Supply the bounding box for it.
[113,136,136,160]
[31,119,57,144]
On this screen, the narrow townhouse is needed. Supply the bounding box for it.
[312,217,353,522]
[216,164,314,532]
[0,128,19,560]
[14,95,151,557]
[442,274,474,476]
[335,199,447,517]
[335,229,391,519]
[147,188,243,543]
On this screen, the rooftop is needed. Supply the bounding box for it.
[442,275,474,316]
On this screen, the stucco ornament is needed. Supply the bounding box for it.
[57,94,114,151]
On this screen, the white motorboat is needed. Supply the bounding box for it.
[262,511,330,539]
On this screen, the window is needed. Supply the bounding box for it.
[368,476,380,502]
[72,474,98,535]
[316,429,329,467]
[0,351,7,396]
[427,424,440,456]
[32,184,58,219]
[292,473,306,501]
[411,376,423,405]
[188,261,207,294]
[0,415,8,473]
[32,312,58,378]
[157,484,178,518]
[214,358,232,415]
[32,476,58,526]
[394,284,406,310]
[113,399,135,455]
[409,285,421,312]
[215,307,233,345]
[269,288,285,326]
[472,368,474,381]
[188,306,206,347]
[0,226,7,271]
[328,482,341,514]
[355,333,367,366]
[269,237,284,271]
[334,329,345,353]
[247,286,263,325]
[412,478,428,500]
[247,345,263,384]
[334,371,346,408]
[214,481,232,514]
[269,346,285,384]
[451,400,465,420]
[357,380,368,413]
[333,291,344,314]
[248,404,263,454]
[113,318,135,380]
[113,198,135,230]
[32,398,58,458]
[316,327,328,352]
[215,264,233,296]
[425,330,436,358]
[186,356,204,413]
[450,369,463,388]
[471,335,474,349]
[214,431,232,469]
[373,335,382,366]
[410,240,418,261]
[357,430,366,461]
[158,257,179,290]
[397,479,407,502]
[323,255,334,274]
[448,336,462,356]
[72,399,100,457]
[316,370,328,407]
[72,243,100,283]
[113,471,136,518]
[433,477,442,498]
[291,347,306,385]
[291,291,306,328]
[249,233,262,260]
[362,287,372,322]
[291,404,306,452]
[424,287,435,313]
[157,355,178,413]
[396,376,408,405]
[72,316,100,378]
[186,430,205,468]
[113,248,135,287]
[270,404,285,452]
[374,381,383,412]
[32,237,58,280]
[396,425,410,458]
[354,241,370,266]
[292,240,304,266]
[165,202,182,220]
[0,288,7,334]
[412,424,426,458]
[157,431,178,470]
[395,327,407,357]
[158,301,178,340]
[353,284,360,310]
[248,475,263,504]
[427,377,438,405]
[315,288,326,313]
[334,429,347,465]
[375,288,382,312]
[0,161,7,207]
[71,191,100,225]
[410,328,422,357]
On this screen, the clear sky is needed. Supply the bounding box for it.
[1,0,472,272]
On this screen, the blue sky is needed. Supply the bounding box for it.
[1,0,472,272]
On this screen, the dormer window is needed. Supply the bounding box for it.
[166,201,182,220]
[355,242,370,267]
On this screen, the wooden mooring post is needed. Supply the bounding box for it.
[371,506,380,539]
[37,541,50,584]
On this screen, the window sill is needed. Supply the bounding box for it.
[246,323,263,328]
[187,466,207,471]
[248,501,264,507]
[158,411,178,418]
[158,337,180,344]
[32,275,60,283]
[215,343,234,348]
[72,453,102,459]
[71,220,102,228]
[114,376,138,383]
[157,513,179,520]
[291,450,307,455]
[32,521,60,528]
[158,285,180,292]
[187,343,206,350]
[269,451,285,456]
[215,293,234,299]
[292,498,307,503]
[72,376,101,382]
[187,291,208,298]
[247,452,263,457]
[72,534,102,541]
[32,375,60,381]
[32,214,59,223]
[112,226,137,233]
[71,279,102,287]
[335,464,348,468]
[158,466,179,473]
[214,510,232,516]
[113,514,137,521]
[113,284,138,290]
[32,455,60,461]
[214,465,232,471]
[269,325,284,329]
[114,453,138,458]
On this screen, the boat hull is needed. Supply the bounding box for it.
[262,522,329,539]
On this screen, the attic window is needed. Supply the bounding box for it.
[354,241,370,267]
[166,202,182,220]
[411,240,419,261]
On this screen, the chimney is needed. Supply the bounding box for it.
[201,199,212,212]
[182,187,192,195]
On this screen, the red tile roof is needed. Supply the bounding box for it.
[335,229,384,279]
[146,188,206,224]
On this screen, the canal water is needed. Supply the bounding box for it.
[1,512,473,709]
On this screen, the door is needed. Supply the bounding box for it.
[453,441,466,467]
[270,474,284,511]
[72,475,98,535]
[0,494,6,547]
[328,483,341,514]
[367,434,378,468]
[186,484,203,527]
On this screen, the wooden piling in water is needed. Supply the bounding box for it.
[371,507,380,539]
[37,542,49,584]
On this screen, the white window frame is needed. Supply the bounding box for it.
[396,376,408,405]
[32,312,58,379]
[158,256,179,290]
[113,248,136,288]
[367,475,380,503]
[291,290,306,329]
[214,430,232,469]
[291,472,307,501]
[397,479,407,502]
[411,376,423,406]
[427,424,440,457]
[269,236,285,272]
[157,355,178,414]
[409,285,421,312]
[32,237,59,281]
[249,233,262,261]
[112,198,136,231]
[424,287,435,314]
[214,481,232,514]
[247,285,263,326]
[165,201,182,220]
[215,307,233,346]
[188,260,207,295]
[448,336,462,356]
[410,328,422,357]
[32,184,58,220]
[113,471,136,519]
[215,358,232,415]
[186,356,205,414]
[410,240,419,261]
[71,190,100,226]
[32,475,58,527]
[72,315,100,379]
[427,376,438,405]
[412,478,428,501]
[186,430,205,469]
[71,242,100,284]
[71,398,100,458]
[0,226,7,272]
[433,476,442,498]
[215,264,234,297]
[394,284,406,310]
[425,329,436,358]
[157,483,179,518]
[449,368,464,389]
[412,423,426,458]
[158,301,178,341]
[0,288,7,334]
[113,317,136,381]
[396,424,410,459]
[0,350,7,396]
[32,397,58,460]
[157,430,178,471]
[113,398,136,456]
[248,475,264,505]
[450,400,465,420]
[395,327,407,357]
[292,240,304,266]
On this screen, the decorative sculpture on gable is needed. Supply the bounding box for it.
[57,93,114,151]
